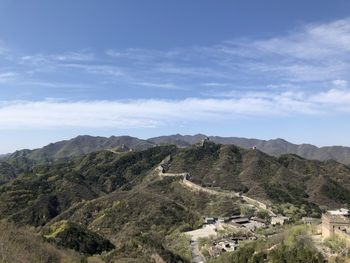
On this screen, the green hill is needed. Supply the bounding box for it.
[1,141,350,261]
[5,135,154,162]
[168,140,350,209]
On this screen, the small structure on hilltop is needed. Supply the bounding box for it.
[200,136,210,147]
[322,208,350,239]
[159,155,172,173]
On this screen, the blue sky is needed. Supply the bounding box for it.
[1,0,350,152]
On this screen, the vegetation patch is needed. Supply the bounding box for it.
[43,220,115,255]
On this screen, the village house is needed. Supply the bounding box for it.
[204,217,216,225]
[213,239,238,252]
[271,215,289,225]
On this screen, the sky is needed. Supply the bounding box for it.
[1,0,350,153]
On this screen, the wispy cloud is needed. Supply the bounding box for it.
[202,82,230,87]
[61,63,124,77]
[1,86,350,129]
[2,17,350,101]
[0,72,17,83]
[20,50,95,64]
[99,18,350,90]
[135,82,183,90]
[50,51,95,61]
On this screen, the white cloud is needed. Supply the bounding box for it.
[50,51,95,61]
[332,79,348,88]
[62,63,124,77]
[0,72,16,83]
[312,88,350,108]
[136,82,183,90]
[202,82,230,87]
[1,88,350,129]
[222,18,350,61]
[20,51,94,63]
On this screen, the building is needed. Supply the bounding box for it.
[327,208,350,216]
[322,208,350,239]
[204,217,216,225]
[251,217,266,224]
[232,217,250,225]
[213,239,238,252]
[271,215,289,225]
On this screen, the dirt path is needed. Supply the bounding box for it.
[190,239,205,263]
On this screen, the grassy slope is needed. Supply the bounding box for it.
[7,135,155,162]
[0,145,177,226]
[169,141,350,209]
[0,220,81,263]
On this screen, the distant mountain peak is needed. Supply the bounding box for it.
[3,133,350,166]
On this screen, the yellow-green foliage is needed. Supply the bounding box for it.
[112,200,120,208]
[324,235,349,255]
[91,213,106,225]
[217,226,252,239]
[283,225,308,246]
[240,204,256,218]
[198,236,213,249]
[165,231,191,262]
[273,203,320,220]
[43,220,69,239]
[208,225,324,263]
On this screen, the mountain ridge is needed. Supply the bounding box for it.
[3,134,350,167]
[149,134,350,165]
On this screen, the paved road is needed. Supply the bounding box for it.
[190,239,205,263]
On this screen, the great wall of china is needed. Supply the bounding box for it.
[156,156,276,217]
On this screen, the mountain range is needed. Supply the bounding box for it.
[1,140,350,261]
[3,134,350,166]
[149,134,350,165]
[1,136,350,261]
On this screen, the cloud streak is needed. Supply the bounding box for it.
[0,72,17,83]
[1,87,349,129]
[2,17,350,106]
